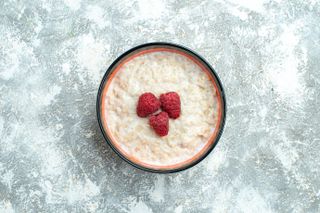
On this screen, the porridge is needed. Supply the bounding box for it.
[101,50,220,168]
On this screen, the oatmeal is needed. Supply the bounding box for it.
[102,50,220,167]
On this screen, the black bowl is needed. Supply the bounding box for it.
[97,42,226,173]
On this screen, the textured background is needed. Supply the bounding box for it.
[0,0,320,212]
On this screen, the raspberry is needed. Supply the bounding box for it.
[160,92,181,119]
[149,112,169,137]
[136,92,160,117]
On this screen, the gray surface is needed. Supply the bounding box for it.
[0,0,320,212]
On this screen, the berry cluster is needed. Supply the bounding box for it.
[136,92,181,137]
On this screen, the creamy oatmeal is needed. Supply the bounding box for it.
[102,50,219,167]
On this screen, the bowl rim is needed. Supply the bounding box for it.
[96,42,226,173]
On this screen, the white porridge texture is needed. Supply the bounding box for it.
[104,51,219,166]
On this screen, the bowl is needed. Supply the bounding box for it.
[97,42,226,173]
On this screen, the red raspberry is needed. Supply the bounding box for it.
[160,92,181,119]
[149,112,169,137]
[136,92,160,117]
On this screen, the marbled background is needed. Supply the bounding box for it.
[0,0,319,212]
